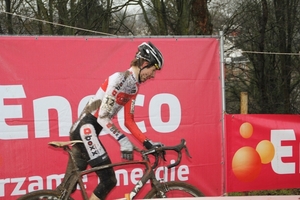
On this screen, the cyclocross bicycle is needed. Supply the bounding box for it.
[18,139,204,199]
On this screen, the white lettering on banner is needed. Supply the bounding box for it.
[0,178,10,196]
[271,129,296,174]
[115,160,188,186]
[0,85,181,140]
[154,164,189,181]
[117,93,181,134]
[28,176,43,192]
[11,178,26,196]
[149,94,181,133]
[0,161,189,197]
[46,174,65,189]
[0,85,28,139]
[130,168,143,185]
[33,96,72,138]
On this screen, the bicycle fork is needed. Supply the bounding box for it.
[150,178,168,198]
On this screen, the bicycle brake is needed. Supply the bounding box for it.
[160,151,166,161]
[184,146,192,158]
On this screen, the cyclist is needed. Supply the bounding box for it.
[61,42,164,200]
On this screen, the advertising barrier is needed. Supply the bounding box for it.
[226,114,300,192]
[0,36,224,199]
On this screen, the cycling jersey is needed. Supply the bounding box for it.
[72,67,147,143]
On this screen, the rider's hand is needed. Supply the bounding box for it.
[119,137,133,160]
[143,139,164,149]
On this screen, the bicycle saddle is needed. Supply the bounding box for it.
[48,140,83,147]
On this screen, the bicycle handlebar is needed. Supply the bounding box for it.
[135,139,192,169]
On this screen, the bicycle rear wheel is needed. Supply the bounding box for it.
[17,190,74,200]
[144,181,204,198]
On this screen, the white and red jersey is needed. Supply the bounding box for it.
[80,67,147,143]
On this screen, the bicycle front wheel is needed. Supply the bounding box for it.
[17,190,74,200]
[144,181,204,198]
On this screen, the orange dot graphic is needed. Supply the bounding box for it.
[256,140,275,164]
[239,122,253,138]
[232,146,261,182]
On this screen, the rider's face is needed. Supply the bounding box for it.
[139,65,157,83]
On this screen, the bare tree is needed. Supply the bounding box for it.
[191,0,213,35]
[0,0,141,35]
[137,0,212,35]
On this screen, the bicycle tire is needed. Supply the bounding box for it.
[144,181,204,198]
[17,190,74,200]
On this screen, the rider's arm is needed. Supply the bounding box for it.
[123,93,163,149]
[123,95,147,143]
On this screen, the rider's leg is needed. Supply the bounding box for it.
[91,158,117,200]
[76,116,116,199]
[89,192,101,200]
[68,114,116,199]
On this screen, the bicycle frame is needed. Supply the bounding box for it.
[57,145,164,200]
[18,139,202,200]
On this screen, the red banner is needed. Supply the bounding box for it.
[0,36,223,199]
[226,114,300,192]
